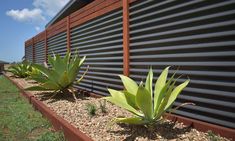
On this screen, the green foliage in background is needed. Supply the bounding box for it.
[105,67,190,126]
[7,61,32,78]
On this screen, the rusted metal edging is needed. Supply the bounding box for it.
[4,74,93,141]
[165,113,235,140]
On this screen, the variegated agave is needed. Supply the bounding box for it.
[105,67,190,126]
[26,51,88,100]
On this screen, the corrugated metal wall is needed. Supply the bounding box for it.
[25,0,235,129]
[34,40,45,64]
[25,45,33,62]
[70,8,123,96]
[47,32,67,58]
[129,0,235,129]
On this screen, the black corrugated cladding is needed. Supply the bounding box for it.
[129,0,235,128]
[70,8,123,96]
[34,40,45,64]
[47,32,67,58]
[25,45,33,62]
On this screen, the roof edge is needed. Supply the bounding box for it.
[45,0,77,28]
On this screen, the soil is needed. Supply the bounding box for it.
[6,73,232,141]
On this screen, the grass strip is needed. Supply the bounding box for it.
[0,75,65,141]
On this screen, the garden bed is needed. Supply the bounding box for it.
[4,72,232,141]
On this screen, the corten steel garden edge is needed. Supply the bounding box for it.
[3,73,93,141]
[3,73,235,140]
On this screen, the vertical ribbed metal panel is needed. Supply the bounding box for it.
[25,45,33,62]
[34,41,45,64]
[70,8,123,96]
[129,0,235,128]
[47,32,67,58]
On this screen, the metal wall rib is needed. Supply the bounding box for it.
[34,40,45,64]
[70,8,123,96]
[129,0,235,129]
[25,45,33,62]
[47,32,67,58]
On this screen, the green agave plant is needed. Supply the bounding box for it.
[26,51,88,100]
[8,61,32,78]
[105,67,190,125]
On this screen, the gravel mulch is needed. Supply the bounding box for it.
[6,73,232,141]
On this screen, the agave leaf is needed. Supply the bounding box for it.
[25,86,51,91]
[64,51,71,69]
[58,71,70,88]
[78,56,85,66]
[41,81,60,90]
[123,91,138,109]
[119,75,138,95]
[155,78,177,118]
[168,102,195,115]
[33,63,60,85]
[48,55,55,67]
[68,53,76,70]
[154,71,177,117]
[53,54,66,75]
[29,75,47,83]
[164,79,190,110]
[145,67,153,94]
[153,67,169,114]
[69,52,78,68]
[68,59,81,82]
[105,89,142,116]
[68,56,85,82]
[114,117,146,125]
[136,85,153,120]
[32,64,51,77]
[76,65,88,84]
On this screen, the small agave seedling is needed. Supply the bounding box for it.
[26,51,88,101]
[86,103,97,116]
[105,67,190,126]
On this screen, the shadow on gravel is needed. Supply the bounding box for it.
[108,121,191,141]
[35,91,89,103]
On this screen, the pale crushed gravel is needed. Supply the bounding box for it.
[6,73,231,141]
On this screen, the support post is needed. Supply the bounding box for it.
[32,38,35,63]
[44,29,48,63]
[45,30,48,63]
[67,16,71,52]
[122,0,130,76]
[24,43,26,61]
